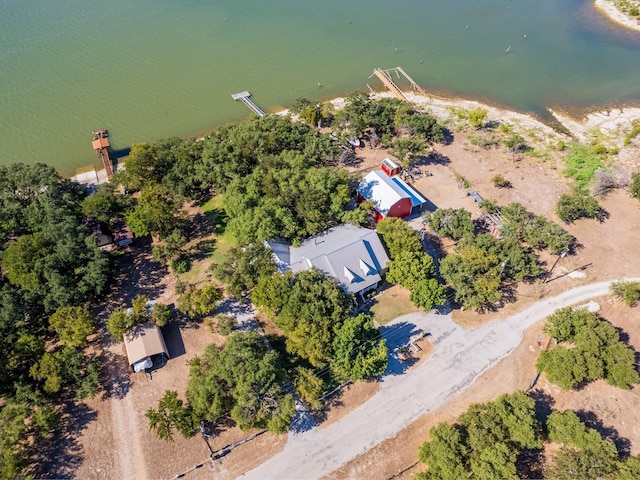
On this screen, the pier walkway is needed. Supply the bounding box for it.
[232,91,265,117]
[92,129,113,179]
[372,69,409,102]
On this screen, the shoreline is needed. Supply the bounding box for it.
[594,0,640,32]
[72,91,640,186]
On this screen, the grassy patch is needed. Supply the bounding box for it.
[563,143,607,192]
[370,284,421,326]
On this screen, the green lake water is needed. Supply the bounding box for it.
[1,0,640,175]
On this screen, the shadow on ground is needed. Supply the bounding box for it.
[34,399,97,479]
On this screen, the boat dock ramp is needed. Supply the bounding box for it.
[231,91,265,117]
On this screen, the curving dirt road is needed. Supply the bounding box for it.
[240,277,640,480]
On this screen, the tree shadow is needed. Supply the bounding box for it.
[380,321,425,377]
[417,149,451,166]
[184,212,216,240]
[516,448,545,480]
[33,398,97,479]
[100,348,131,400]
[528,388,556,424]
[576,409,632,459]
[189,238,217,263]
[102,243,168,310]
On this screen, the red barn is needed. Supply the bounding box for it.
[357,170,418,221]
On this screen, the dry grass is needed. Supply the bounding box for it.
[370,285,421,326]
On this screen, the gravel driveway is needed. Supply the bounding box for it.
[240,277,640,480]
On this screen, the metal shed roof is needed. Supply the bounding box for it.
[357,170,410,216]
[123,323,169,367]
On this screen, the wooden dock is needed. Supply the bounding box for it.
[371,67,432,102]
[92,129,113,179]
[372,69,409,102]
[231,91,265,117]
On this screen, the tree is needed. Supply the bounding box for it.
[410,278,447,310]
[440,243,502,310]
[428,208,474,241]
[385,250,445,310]
[376,217,424,258]
[125,184,185,239]
[293,367,324,410]
[545,410,620,480]
[146,390,197,441]
[556,192,601,223]
[106,308,135,340]
[150,302,172,327]
[537,308,639,390]
[81,183,132,223]
[48,305,94,348]
[213,243,277,298]
[177,283,223,319]
[331,313,388,382]
[617,455,640,479]
[610,280,640,306]
[418,423,468,480]
[151,229,186,267]
[275,269,352,367]
[491,174,511,188]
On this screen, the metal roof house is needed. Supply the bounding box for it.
[268,224,390,298]
[123,323,169,373]
[357,170,427,221]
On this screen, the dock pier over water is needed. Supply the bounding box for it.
[231,91,265,117]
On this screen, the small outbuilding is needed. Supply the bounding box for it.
[123,323,169,373]
[357,170,428,221]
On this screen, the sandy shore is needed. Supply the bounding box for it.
[594,0,640,32]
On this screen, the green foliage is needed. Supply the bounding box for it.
[151,229,186,266]
[500,202,574,254]
[81,182,132,223]
[151,302,172,327]
[563,144,607,191]
[29,347,101,399]
[428,208,474,241]
[610,280,640,306]
[440,241,502,310]
[376,217,424,257]
[213,243,277,298]
[125,184,185,239]
[491,174,511,188]
[537,308,639,389]
[631,172,640,199]
[556,192,601,223]
[467,108,488,129]
[48,305,94,348]
[177,283,223,319]
[275,269,353,367]
[224,153,351,244]
[545,410,620,480]
[418,423,468,480]
[504,134,529,153]
[617,455,640,479]
[331,313,388,382]
[106,308,134,340]
[214,314,237,336]
[251,271,293,319]
[479,198,499,214]
[389,137,427,167]
[293,367,324,410]
[186,332,295,433]
[416,391,540,480]
[146,390,198,441]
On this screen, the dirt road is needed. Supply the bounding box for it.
[240,277,640,480]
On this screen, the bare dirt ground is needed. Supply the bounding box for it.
[328,103,640,479]
[53,93,640,480]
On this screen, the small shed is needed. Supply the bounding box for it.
[381,158,401,177]
[123,323,169,372]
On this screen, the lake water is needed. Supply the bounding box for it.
[1,0,640,175]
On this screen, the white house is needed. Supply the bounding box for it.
[268,224,390,297]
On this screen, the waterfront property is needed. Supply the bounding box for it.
[268,224,390,297]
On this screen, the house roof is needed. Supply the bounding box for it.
[390,176,427,208]
[357,170,410,216]
[269,224,390,294]
[123,323,169,366]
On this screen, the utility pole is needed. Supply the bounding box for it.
[544,250,567,284]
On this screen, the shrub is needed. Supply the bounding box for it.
[556,193,601,223]
[610,280,640,307]
[632,172,640,199]
[491,174,511,188]
[467,108,488,129]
